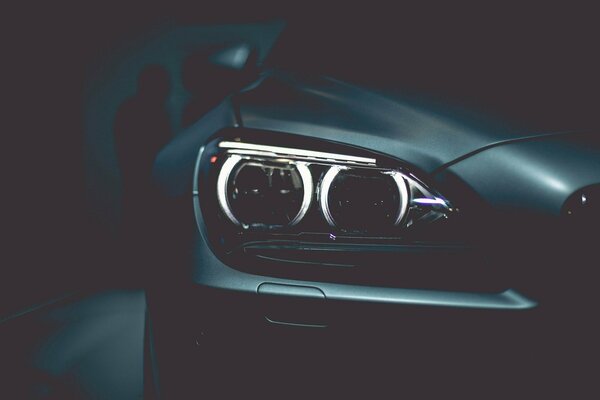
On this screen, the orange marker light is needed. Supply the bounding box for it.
[210,156,218,164]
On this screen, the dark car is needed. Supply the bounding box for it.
[3,10,599,399]
[149,23,600,398]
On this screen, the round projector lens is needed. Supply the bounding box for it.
[225,160,310,227]
[324,168,406,233]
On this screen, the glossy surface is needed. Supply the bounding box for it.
[154,68,599,313]
[238,71,564,173]
[444,133,600,215]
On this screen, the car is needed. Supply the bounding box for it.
[149,32,600,397]
[4,11,598,398]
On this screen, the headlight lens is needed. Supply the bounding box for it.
[196,131,455,249]
[218,156,312,227]
[321,167,407,233]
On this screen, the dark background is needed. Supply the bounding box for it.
[4,2,599,314]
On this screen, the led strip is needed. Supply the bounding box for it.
[219,141,377,165]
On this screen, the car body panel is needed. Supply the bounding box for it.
[237,71,566,173]
[154,69,597,314]
[440,132,600,215]
[155,69,578,199]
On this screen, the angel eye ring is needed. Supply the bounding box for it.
[216,155,313,227]
[319,166,410,232]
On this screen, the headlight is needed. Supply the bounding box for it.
[196,130,455,250]
[194,131,529,294]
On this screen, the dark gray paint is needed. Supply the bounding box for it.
[156,68,597,312]
[238,72,566,172]
[444,133,600,214]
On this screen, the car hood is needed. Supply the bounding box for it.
[237,71,567,173]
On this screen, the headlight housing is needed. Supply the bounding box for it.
[196,130,455,249]
[192,129,519,293]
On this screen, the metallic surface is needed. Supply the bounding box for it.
[444,133,600,214]
[157,69,599,314]
[237,72,571,173]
